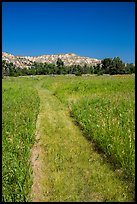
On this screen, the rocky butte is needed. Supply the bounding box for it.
[2,52,102,69]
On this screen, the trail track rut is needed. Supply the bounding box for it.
[30,86,133,202]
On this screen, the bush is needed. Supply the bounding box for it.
[75,72,82,76]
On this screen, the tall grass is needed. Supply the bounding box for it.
[2,77,40,202]
[2,75,135,201]
[72,92,135,179]
[41,74,135,181]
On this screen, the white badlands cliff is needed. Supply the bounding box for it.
[2,52,101,69]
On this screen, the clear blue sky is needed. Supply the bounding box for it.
[2,2,135,63]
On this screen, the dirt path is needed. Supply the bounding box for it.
[30,85,133,202]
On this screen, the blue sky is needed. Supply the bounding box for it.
[2,2,135,63]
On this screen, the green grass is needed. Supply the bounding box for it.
[30,85,134,202]
[71,92,135,179]
[2,77,40,202]
[41,74,135,181]
[2,74,135,201]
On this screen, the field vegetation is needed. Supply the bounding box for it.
[2,77,40,202]
[2,74,135,201]
[41,74,135,181]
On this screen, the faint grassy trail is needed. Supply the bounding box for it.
[30,84,133,202]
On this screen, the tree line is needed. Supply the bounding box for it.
[2,57,135,77]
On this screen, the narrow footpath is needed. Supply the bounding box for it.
[30,85,133,202]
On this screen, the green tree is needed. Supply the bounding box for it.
[101,58,113,74]
[125,63,135,74]
[80,64,90,74]
[89,65,94,74]
[56,58,64,67]
[94,63,103,75]
[2,60,8,77]
[102,57,126,75]
[56,58,65,75]
[8,63,16,76]
[75,65,82,76]
[48,64,55,75]
[111,57,125,74]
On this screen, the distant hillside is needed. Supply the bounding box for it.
[2,52,101,69]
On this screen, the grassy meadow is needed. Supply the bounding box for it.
[41,75,135,180]
[2,74,135,201]
[2,77,40,202]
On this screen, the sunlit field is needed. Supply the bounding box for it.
[2,77,40,201]
[2,74,135,201]
[41,74,135,180]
